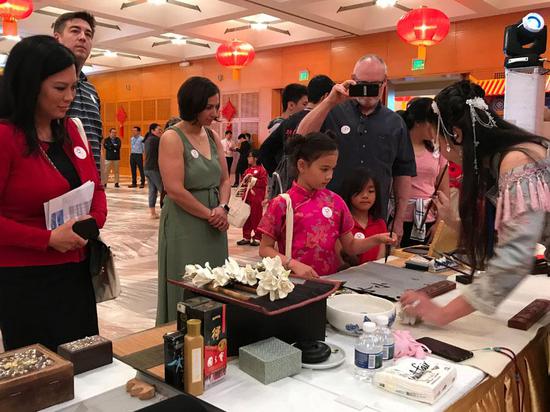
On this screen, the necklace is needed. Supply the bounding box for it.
[38,142,59,173]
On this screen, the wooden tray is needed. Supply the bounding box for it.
[169,276,342,316]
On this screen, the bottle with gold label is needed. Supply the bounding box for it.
[184,319,204,395]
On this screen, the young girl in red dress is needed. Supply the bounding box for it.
[340,168,388,265]
[237,150,268,246]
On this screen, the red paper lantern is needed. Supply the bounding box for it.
[215,40,255,80]
[0,0,34,36]
[396,7,449,59]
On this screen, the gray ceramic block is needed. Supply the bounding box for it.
[239,337,302,384]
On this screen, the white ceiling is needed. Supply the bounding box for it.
[3,0,550,74]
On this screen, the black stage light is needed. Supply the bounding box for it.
[504,12,547,69]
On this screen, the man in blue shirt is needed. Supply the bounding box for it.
[129,126,145,188]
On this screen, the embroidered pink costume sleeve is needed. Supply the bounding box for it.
[463,154,550,314]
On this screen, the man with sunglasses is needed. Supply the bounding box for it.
[297,55,416,243]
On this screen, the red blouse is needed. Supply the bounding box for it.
[350,217,387,264]
[0,119,107,267]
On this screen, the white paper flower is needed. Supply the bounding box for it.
[275,272,295,300]
[212,266,231,288]
[224,258,244,283]
[243,264,258,286]
[183,264,201,281]
[191,263,215,287]
[263,255,284,273]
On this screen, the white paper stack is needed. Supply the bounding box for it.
[373,357,456,404]
[43,180,95,230]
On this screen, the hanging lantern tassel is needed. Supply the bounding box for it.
[2,16,17,37]
[0,0,34,36]
[232,68,240,80]
[417,45,427,60]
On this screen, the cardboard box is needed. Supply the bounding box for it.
[163,330,185,390]
[186,300,227,388]
[177,296,210,332]
[239,337,302,384]
[0,344,74,412]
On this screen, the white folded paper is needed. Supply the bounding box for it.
[44,180,95,230]
[373,357,456,404]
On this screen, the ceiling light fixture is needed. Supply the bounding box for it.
[376,0,397,8]
[147,0,165,5]
[251,22,267,31]
[104,50,117,57]
[4,35,21,42]
[171,38,187,45]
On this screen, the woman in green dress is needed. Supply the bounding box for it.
[156,77,230,324]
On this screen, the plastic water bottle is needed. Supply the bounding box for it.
[375,315,395,367]
[354,321,383,382]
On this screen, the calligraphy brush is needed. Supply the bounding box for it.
[419,162,449,228]
[384,215,395,263]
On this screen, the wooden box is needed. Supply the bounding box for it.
[58,335,113,375]
[0,344,74,412]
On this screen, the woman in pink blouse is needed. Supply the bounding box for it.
[399,98,449,247]
[257,132,396,277]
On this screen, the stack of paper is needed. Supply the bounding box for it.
[43,180,95,230]
[373,357,456,404]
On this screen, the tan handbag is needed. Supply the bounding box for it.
[72,118,121,303]
[280,193,293,259]
[227,175,254,228]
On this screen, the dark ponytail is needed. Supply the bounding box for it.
[285,132,338,169]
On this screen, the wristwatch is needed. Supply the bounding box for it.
[220,203,230,213]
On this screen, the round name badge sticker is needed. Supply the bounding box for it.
[191,149,199,159]
[354,232,366,239]
[341,125,351,135]
[74,146,87,160]
[322,206,333,219]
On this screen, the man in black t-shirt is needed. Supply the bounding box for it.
[144,123,163,218]
[297,55,416,242]
[260,75,335,197]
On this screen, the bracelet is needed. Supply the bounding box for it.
[284,256,292,269]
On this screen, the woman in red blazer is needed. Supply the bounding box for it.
[0,36,107,351]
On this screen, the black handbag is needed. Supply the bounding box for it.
[88,237,120,303]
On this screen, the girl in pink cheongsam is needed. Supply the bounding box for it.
[257,132,396,278]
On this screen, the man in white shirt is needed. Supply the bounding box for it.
[221,130,235,177]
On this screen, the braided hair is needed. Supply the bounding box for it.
[434,80,541,270]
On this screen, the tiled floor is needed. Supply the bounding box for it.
[97,178,260,341]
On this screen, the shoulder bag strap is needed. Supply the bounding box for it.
[71,117,89,153]
[280,193,293,259]
[240,175,253,202]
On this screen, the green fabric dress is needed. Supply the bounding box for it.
[156,127,228,325]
